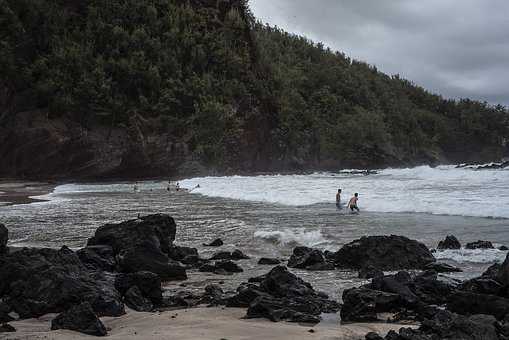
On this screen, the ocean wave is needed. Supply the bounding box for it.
[434,248,508,264]
[181,165,509,219]
[254,229,329,248]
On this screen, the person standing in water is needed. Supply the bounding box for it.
[336,189,342,209]
[347,193,360,212]
[176,182,180,191]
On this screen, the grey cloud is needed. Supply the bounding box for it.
[249,0,509,105]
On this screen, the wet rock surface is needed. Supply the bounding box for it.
[203,238,223,247]
[258,257,281,265]
[437,235,461,250]
[333,235,436,270]
[466,240,494,249]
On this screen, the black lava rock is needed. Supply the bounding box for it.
[0,223,7,254]
[258,258,281,265]
[333,235,436,270]
[51,302,107,336]
[465,240,494,250]
[437,235,461,250]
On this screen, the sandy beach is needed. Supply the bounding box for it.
[0,307,413,340]
[0,181,55,206]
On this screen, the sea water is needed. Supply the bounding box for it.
[1,165,508,298]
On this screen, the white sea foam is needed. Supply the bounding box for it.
[181,165,509,218]
[434,248,508,264]
[254,229,329,248]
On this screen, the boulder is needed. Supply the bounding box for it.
[287,247,327,270]
[203,238,223,247]
[448,291,509,320]
[199,260,243,274]
[0,246,124,319]
[460,278,503,296]
[115,271,162,305]
[229,266,339,322]
[0,301,13,323]
[365,332,384,340]
[124,286,153,312]
[51,302,107,336]
[88,214,185,280]
[258,258,281,265]
[117,242,187,280]
[424,262,462,273]
[0,323,15,333]
[161,291,203,308]
[340,288,402,322]
[210,249,249,261]
[333,235,436,270]
[500,246,509,251]
[378,310,499,340]
[0,223,7,254]
[437,235,461,250]
[465,240,494,249]
[167,246,198,261]
[77,245,116,271]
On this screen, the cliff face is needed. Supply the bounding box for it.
[0,0,507,180]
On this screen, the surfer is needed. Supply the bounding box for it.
[347,193,360,213]
[336,188,342,209]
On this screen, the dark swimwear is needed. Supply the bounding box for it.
[350,205,359,212]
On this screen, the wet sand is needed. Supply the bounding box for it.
[1,307,414,340]
[0,181,55,206]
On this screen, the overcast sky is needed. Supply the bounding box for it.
[249,0,509,106]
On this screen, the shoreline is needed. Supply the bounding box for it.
[1,307,416,340]
[0,181,56,206]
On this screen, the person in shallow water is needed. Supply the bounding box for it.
[336,188,342,209]
[347,193,360,212]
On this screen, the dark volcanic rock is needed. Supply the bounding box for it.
[203,238,223,247]
[117,243,187,280]
[333,235,435,270]
[465,240,494,249]
[124,286,153,312]
[287,247,327,270]
[115,271,162,305]
[358,265,384,279]
[483,263,502,280]
[0,323,16,333]
[88,214,186,280]
[210,249,249,261]
[161,291,204,308]
[460,278,503,296]
[379,310,499,340]
[448,291,509,320]
[341,288,402,322]
[437,235,461,250]
[0,223,7,254]
[258,258,281,265]
[77,245,116,271]
[0,246,124,318]
[167,246,198,261]
[199,260,243,274]
[229,266,339,323]
[424,262,462,273]
[0,301,13,323]
[51,302,107,336]
[497,253,509,285]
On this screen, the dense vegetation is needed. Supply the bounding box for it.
[0,0,508,176]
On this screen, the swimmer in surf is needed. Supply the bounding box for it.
[336,189,342,209]
[347,193,360,212]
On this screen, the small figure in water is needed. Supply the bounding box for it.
[176,182,180,191]
[133,182,138,192]
[166,179,171,191]
[347,193,360,213]
[336,188,342,209]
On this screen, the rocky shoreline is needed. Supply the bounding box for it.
[1,215,508,339]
